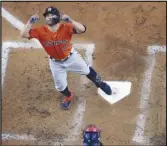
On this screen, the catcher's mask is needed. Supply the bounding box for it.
[83,124,102,146]
[43,6,60,26]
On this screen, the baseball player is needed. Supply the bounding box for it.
[20,6,115,110]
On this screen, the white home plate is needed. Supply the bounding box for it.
[98,81,132,104]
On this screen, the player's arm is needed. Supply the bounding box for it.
[61,13,86,34]
[71,20,86,34]
[20,21,33,38]
[20,14,40,38]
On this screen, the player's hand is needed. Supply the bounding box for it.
[60,13,73,23]
[29,12,40,24]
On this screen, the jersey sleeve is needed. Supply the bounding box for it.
[28,28,40,40]
[65,23,74,35]
[65,23,87,34]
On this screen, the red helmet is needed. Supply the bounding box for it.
[83,124,102,146]
[84,124,101,133]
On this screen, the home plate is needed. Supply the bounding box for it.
[98,81,132,104]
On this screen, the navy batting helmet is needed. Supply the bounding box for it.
[43,6,60,18]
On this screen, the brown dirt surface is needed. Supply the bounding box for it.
[2,2,166,146]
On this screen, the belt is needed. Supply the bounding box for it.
[50,53,73,62]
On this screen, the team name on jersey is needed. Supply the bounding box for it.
[43,40,70,50]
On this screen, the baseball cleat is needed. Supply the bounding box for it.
[61,93,73,110]
[99,82,112,95]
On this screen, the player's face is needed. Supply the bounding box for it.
[45,13,59,25]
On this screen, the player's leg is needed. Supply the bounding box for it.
[65,51,112,95]
[86,67,112,95]
[65,51,90,75]
[49,59,73,110]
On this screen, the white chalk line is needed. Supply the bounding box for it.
[132,46,166,144]
[2,7,95,144]
[2,7,24,30]
[147,45,166,54]
[2,133,36,141]
[63,45,95,145]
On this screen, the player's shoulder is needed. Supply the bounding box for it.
[61,22,72,28]
[32,25,46,31]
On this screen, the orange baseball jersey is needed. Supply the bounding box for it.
[29,23,74,60]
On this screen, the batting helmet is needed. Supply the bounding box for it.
[43,6,60,18]
[83,124,102,146]
[43,6,61,26]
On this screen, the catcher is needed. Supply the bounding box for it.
[83,124,103,146]
[20,6,115,110]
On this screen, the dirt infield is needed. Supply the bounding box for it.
[2,2,166,145]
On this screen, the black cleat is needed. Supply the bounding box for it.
[99,82,112,95]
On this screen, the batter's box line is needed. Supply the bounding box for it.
[132,45,166,145]
[1,41,95,145]
[2,132,36,141]
[2,41,95,86]
[1,42,95,144]
[147,45,166,54]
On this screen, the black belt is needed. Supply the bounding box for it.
[50,53,73,62]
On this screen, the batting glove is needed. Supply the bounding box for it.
[61,14,73,23]
[29,14,40,24]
